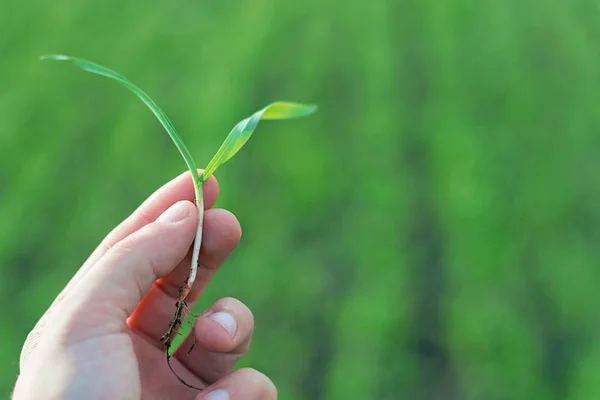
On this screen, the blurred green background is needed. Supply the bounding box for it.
[2,0,600,398]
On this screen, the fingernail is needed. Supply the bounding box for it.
[207,311,237,338]
[204,389,229,400]
[156,201,190,223]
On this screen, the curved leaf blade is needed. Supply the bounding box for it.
[261,101,318,120]
[40,54,200,183]
[200,102,317,182]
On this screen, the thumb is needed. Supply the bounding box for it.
[60,200,198,340]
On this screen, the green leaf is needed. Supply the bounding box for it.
[40,54,200,184]
[200,102,317,182]
[41,55,317,186]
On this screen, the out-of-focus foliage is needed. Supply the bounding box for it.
[2,0,600,398]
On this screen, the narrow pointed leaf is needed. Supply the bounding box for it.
[260,102,318,120]
[40,54,200,183]
[200,102,317,182]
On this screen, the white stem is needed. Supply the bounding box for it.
[188,185,204,290]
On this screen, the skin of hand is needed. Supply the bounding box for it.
[12,171,276,400]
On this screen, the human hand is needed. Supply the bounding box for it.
[13,171,276,400]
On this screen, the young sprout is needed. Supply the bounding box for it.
[41,54,316,390]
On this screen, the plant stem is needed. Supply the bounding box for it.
[178,176,203,303]
[189,180,204,292]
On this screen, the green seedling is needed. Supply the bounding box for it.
[41,54,316,390]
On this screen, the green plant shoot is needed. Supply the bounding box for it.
[41,54,316,390]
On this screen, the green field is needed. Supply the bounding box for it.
[2,0,600,398]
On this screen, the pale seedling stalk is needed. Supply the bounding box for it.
[41,54,316,390]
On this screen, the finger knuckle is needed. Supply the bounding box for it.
[109,225,174,274]
[109,232,140,258]
[20,331,39,366]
